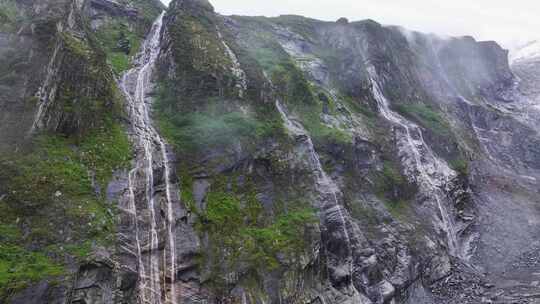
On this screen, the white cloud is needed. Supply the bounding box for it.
[160,0,540,48]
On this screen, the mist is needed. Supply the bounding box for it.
[159,0,539,49]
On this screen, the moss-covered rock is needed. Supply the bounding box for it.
[193,175,317,295]
[0,123,130,299]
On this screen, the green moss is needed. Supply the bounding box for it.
[123,0,164,25]
[0,225,64,298]
[272,61,315,105]
[0,224,19,244]
[0,132,123,219]
[375,161,408,199]
[95,20,142,74]
[363,154,417,221]
[383,199,409,219]
[341,95,377,121]
[395,103,451,137]
[270,62,353,145]
[250,39,290,72]
[3,137,93,209]
[0,123,128,296]
[155,82,283,156]
[167,11,235,99]
[0,244,64,297]
[109,52,130,74]
[61,33,91,58]
[381,161,406,184]
[79,118,131,190]
[178,168,196,211]
[64,242,93,260]
[0,0,20,32]
[450,158,469,176]
[158,110,267,155]
[293,101,352,145]
[196,180,316,289]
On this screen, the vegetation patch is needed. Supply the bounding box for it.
[195,178,317,292]
[123,0,164,25]
[374,161,410,199]
[270,62,352,145]
[95,20,142,74]
[0,0,21,32]
[340,94,377,122]
[0,242,64,298]
[167,10,236,99]
[395,103,451,137]
[382,199,410,219]
[0,124,130,298]
[61,33,92,58]
[53,31,123,137]
[157,107,273,155]
[0,2,144,299]
[449,157,469,176]
[249,38,290,72]
[79,118,131,190]
[155,81,284,156]
[178,167,196,211]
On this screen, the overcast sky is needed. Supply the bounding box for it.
[160,0,539,49]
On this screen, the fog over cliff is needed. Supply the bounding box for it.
[160,0,539,48]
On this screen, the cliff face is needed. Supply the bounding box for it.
[0,0,163,303]
[2,0,540,303]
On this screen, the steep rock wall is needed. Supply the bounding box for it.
[2,0,540,303]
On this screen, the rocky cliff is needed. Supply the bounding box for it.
[1,0,540,303]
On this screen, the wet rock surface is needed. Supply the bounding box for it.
[2,0,540,303]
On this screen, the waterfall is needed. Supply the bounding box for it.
[366,66,462,258]
[119,12,179,304]
[275,101,360,296]
[217,28,247,97]
[27,35,62,136]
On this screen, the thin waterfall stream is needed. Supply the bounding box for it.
[366,66,462,258]
[275,101,361,297]
[119,12,179,304]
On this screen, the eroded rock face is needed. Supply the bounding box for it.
[197,10,539,304]
[3,0,540,303]
[0,0,163,303]
[0,0,138,149]
[88,0,138,18]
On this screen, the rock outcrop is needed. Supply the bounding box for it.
[1,0,540,303]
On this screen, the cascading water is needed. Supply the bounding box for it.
[119,12,179,304]
[28,41,61,136]
[217,29,247,97]
[366,66,462,258]
[275,101,361,298]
